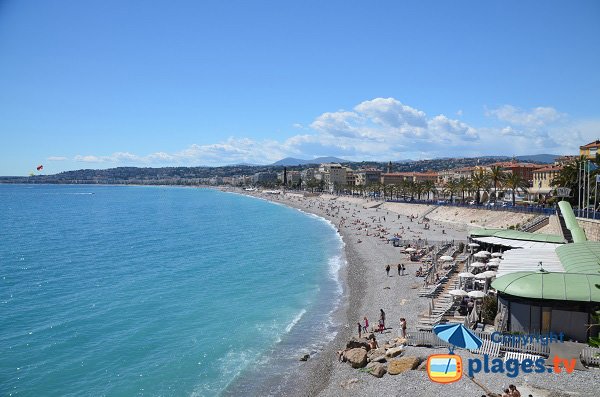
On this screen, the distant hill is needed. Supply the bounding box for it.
[514,154,560,164]
[271,156,348,166]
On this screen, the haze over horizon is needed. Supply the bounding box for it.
[1,1,599,176]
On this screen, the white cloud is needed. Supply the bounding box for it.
[487,105,564,128]
[47,156,68,161]
[70,98,594,167]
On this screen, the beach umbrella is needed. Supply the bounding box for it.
[433,323,483,351]
[491,252,503,258]
[474,273,489,279]
[448,289,468,297]
[473,251,488,259]
[440,255,453,261]
[467,243,480,248]
[479,250,491,256]
[470,261,486,268]
[458,272,475,278]
[488,257,501,263]
[405,247,417,253]
[481,270,497,278]
[468,291,486,299]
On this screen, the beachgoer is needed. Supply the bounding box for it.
[501,389,511,397]
[401,264,406,276]
[363,316,369,333]
[385,264,390,277]
[368,338,378,350]
[397,263,401,275]
[379,309,386,332]
[509,385,521,397]
[399,318,407,338]
[357,322,362,338]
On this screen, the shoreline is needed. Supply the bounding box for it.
[222,188,600,397]
[219,188,362,396]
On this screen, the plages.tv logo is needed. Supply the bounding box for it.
[426,324,576,384]
[426,323,480,383]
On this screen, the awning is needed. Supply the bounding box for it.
[495,248,565,278]
[471,236,562,250]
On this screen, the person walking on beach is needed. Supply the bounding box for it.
[357,322,362,339]
[379,309,386,333]
[363,316,369,333]
[385,264,390,277]
[401,264,406,276]
[397,263,402,276]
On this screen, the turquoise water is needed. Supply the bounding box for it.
[0,185,343,396]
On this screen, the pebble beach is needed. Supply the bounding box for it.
[228,188,600,397]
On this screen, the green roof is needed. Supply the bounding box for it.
[491,271,600,302]
[558,201,587,243]
[469,228,565,244]
[556,242,600,274]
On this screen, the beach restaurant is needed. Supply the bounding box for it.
[468,203,600,342]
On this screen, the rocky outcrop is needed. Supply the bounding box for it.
[366,362,387,378]
[345,348,368,368]
[387,357,421,375]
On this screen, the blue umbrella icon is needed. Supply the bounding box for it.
[433,323,483,353]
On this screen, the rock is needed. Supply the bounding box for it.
[385,345,405,358]
[345,348,368,368]
[369,355,387,363]
[387,357,421,375]
[366,362,387,378]
[299,354,309,361]
[367,347,385,360]
[346,338,371,351]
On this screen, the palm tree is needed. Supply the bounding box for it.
[422,180,436,202]
[504,172,529,206]
[489,165,506,201]
[470,169,491,204]
[443,179,459,203]
[457,177,471,203]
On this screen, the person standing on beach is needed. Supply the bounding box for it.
[379,309,386,332]
[363,316,369,333]
[399,318,407,338]
[357,322,362,338]
[385,264,390,277]
[397,263,402,275]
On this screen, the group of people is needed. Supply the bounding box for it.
[356,310,407,338]
[501,384,524,397]
[357,309,387,337]
[385,263,407,276]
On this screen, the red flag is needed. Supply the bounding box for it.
[36,165,43,171]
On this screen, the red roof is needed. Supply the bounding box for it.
[534,166,563,173]
[580,140,600,149]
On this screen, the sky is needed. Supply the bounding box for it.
[1,0,599,175]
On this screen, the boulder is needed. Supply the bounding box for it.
[346,338,371,351]
[345,348,368,368]
[299,354,309,361]
[366,362,387,378]
[387,357,421,375]
[385,345,405,358]
[367,347,385,360]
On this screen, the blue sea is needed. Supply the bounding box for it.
[0,185,344,396]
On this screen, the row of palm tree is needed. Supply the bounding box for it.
[340,167,530,206]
